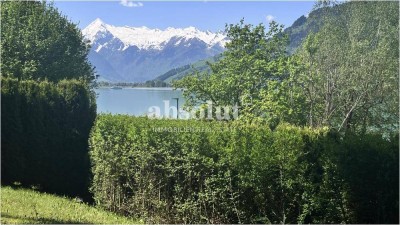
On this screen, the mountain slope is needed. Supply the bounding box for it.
[285,6,333,53]
[154,54,221,83]
[88,50,123,82]
[83,19,228,82]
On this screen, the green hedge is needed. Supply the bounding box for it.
[1,77,96,200]
[89,115,398,223]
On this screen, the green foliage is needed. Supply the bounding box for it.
[334,133,399,223]
[1,186,140,224]
[173,2,398,136]
[1,77,96,200]
[1,0,97,201]
[89,115,398,223]
[295,1,399,133]
[255,55,308,126]
[173,20,289,116]
[0,1,94,82]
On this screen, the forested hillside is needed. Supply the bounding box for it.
[154,54,220,83]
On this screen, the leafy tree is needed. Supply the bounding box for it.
[295,1,399,133]
[1,1,94,82]
[173,19,289,121]
[255,55,308,126]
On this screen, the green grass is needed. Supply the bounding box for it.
[1,186,140,224]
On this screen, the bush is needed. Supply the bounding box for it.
[1,77,96,200]
[89,115,399,223]
[334,133,399,223]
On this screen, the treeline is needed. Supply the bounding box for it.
[90,115,399,223]
[1,78,96,199]
[97,80,170,88]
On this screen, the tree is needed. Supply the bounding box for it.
[173,19,289,121]
[1,1,95,82]
[295,1,399,133]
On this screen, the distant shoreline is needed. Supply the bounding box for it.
[95,87,183,91]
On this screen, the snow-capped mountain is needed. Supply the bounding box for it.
[82,18,228,82]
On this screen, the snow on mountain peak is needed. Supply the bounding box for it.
[82,18,228,51]
[92,18,105,25]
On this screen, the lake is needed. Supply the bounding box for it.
[95,87,185,117]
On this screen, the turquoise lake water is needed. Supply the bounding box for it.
[95,87,185,117]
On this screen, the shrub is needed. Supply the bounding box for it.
[89,115,398,223]
[1,77,96,200]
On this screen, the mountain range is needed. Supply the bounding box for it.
[84,6,329,83]
[82,18,228,82]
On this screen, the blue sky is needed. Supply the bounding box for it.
[55,1,316,32]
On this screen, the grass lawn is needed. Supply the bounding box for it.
[0,186,140,224]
